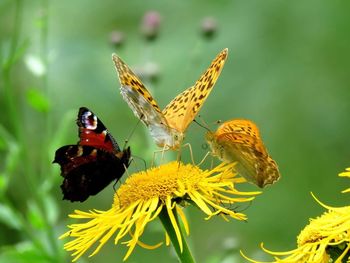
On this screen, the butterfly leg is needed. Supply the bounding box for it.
[197,151,211,166]
[179,143,195,165]
[209,154,215,169]
[160,144,168,163]
[151,145,170,167]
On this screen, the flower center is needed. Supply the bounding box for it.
[114,162,204,208]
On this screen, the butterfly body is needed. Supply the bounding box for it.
[113,48,228,149]
[206,119,280,188]
[53,107,131,202]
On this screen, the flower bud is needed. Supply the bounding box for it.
[141,11,161,41]
[201,17,217,39]
[109,30,125,47]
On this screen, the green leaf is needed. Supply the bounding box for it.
[25,88,50,113]
[0,204,22,230]
[43,194,59,225]
[2,39,30,71]
[0,135,6,150]
[0,172,9,195]
[27,201,45,230]
[0,242,53,263]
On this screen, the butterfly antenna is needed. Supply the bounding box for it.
[123,118,142,149]
[193,117,211,132]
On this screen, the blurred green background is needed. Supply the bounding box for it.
[1,0,350,262]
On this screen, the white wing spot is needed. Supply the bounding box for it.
[82,111,98,130]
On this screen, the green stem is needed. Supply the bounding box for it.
[2,0,22,138]
[159,206,195,263]
[36,0,61,259]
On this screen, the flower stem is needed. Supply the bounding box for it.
[159,206,195,263]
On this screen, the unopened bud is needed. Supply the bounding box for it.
[201,17,217,39]
[110,31,125,47]
[141,11,161,41]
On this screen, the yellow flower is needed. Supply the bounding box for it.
[241,194,350,263]
[60,161,260,261]
[339,167,350,193]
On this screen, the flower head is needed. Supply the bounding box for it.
[60,161,259,261]
[241,193,350,263]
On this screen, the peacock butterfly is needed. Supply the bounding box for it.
[53,107,131,202]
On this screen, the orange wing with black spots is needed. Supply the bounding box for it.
[112,54,163,116]
[206,119,280,188]
[163,48,228,133]
[113,49,228,149]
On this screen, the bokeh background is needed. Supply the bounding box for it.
[1,0,350,262]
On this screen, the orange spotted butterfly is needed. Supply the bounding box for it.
[206,119,280,188]
[112,49,228,149]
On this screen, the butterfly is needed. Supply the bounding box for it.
[53,107,131,202]
[206,119,280,188]
[112,48,228,150]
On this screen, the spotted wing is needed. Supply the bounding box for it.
[112,54,173,147]
[212,119,280,188]
[163,48,228,133]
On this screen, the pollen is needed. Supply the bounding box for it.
[116,162,203,207]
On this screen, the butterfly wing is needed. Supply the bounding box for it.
[215,119,267,155]
[54,145,131,202]
[207,119,280,188]
[53,107,131,202]
[163,48,228,133]
[112,54,178,148]
[77,107,120,152]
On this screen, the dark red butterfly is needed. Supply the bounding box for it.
[53,107,131,202]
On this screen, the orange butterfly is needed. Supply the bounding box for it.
[206,119,280,188]
[112,49,228,150]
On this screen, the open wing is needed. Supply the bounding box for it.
[163,48,228,133]
[112,54,176,147]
